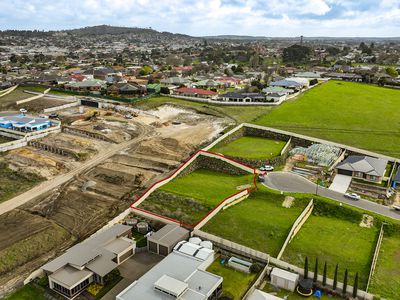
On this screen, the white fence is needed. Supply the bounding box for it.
[276,199,314,260]
[16,88,51,105]
[366,223,385,292]
[0,85,18,98]
[43,101,79,113]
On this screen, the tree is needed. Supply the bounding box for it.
[333,264,338,290]
[326,47,340,56]
[160,87,170,94]
[304,256,309,279]
[139,65,152,76]
[352,272,358,298]
[343,269,348,295]
[385,67,398,78]
[313,258,318,282]
[322,261,327,286]
[282,44,312,64]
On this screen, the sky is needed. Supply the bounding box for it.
[0,0,399,37]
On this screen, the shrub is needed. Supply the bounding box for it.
[86,283,103,296]
[250,263,262,273]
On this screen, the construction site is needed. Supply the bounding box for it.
[0,90,229,295]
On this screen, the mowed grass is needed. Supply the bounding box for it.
[4,284,46,300]
[206,258,256,300]
[134,96,273,124]
[368,234,400,300]
[281,215,378,289]
[255,81,400,157]
[211,136,286,159]
[160,169,255,206]
[202,186,308,257]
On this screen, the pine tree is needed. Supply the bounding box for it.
[352,272,358,298]
[313,257,318,282]
[343,269,348,295]
[304,256,309,279]
[322,262,327,286]
[333,264,338,290]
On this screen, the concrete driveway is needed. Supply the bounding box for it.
[329,174,352,193]
[263,172,400,220]
[102,251,162,300]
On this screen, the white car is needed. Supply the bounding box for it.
[344,193,361,200]
[259,165,274,171]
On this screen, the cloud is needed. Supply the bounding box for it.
[0,0,398,37]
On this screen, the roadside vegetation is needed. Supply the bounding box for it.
[210,136,286,159]
[255,81,400,157]
[3,283,46,300]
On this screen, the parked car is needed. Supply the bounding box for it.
[259,165,274,171]
[393,205,400,211]
[344,193,361,200]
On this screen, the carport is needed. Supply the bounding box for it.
[329,174,352,193]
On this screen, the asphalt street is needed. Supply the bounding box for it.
[263,172,400,220]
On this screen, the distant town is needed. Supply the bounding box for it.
[0,25,399,300]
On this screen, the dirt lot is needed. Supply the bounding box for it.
[0,104,228,293]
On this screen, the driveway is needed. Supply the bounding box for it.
[329,174,352,193]
[101,251,163,300]
[263,172,400,220]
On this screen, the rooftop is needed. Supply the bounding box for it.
[336,155,388,177]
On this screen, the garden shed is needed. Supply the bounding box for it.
[270,267,299,292]
[147,224,189,256]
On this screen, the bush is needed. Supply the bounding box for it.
[310,79,318,86]
[37,276,48,287]
[86,283,103,296]
[160,86,170,94]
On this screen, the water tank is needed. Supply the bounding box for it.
[200,241,213,249]
[136,222,148,234]
[189,237,202,245]
[125,218,138,227]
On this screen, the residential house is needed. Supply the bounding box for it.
[391,166,400,188]
[42,224,135,299]
[116,241,223,300]
[193,79,220,90]
[107,82,146,97]
[218,92,268,103]
[160,77,191,87]
[322,72,363,82]
[173,87,218,99]
[335,155,388,183]
[268,80,304,91]
[64,79,106,93]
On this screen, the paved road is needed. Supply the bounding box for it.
[264,172,400,220]
[0,124,153,216]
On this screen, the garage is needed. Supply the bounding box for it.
[147,224,189,256]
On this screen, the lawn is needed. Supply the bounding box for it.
[202,186,308,257]
[134,96,273,125]
[4,283,46,300]
[281,215,378,290]
[139,169,255,224]
[206,258,257,300]
[254,81,400,157]
[263,282,342,300]
[160,169,255,206]
[211,136,287,159]
[368,233,400,300]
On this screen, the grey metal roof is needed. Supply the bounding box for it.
[148,224,189,247]
[42,224,132,274]
[117,246,221,300]
[50,265,92,288]
[336,155,388,177]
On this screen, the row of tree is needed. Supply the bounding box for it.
[304,257,358,298]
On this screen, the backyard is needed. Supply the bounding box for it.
[202,186,308,257]
[3,283,46,300]
[281,215,378,290]
[368,233,400,299]
[255,81,400,157]
[206,258,257,300]
[138,169,255,225]
[210,136,287,160]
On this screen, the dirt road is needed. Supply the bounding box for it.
[0,123,153,216]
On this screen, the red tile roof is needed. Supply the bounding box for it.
[175,87,217,96]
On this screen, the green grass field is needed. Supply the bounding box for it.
[211,136,287,159]
[202,186,308,257]
[160,169,255,206]
[368,234,400,300]
[4,284,46,300]
[139,169,255,224]
[134,96,273,124]
[255,81,400,157]
[281,215,378,289]
[206,258,256,300]
[263,282,341,300]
